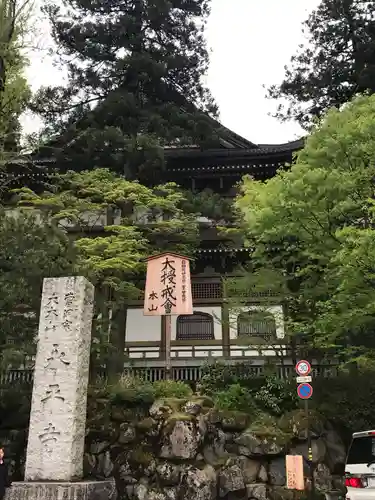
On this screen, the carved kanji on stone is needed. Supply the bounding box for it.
[41,384,65,404]
[39,423,60,453]
[25,277,95,481]
[44,344,70,375]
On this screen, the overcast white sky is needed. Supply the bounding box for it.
[24,0,320,144]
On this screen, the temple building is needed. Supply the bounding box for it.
[122,129,303,378]
[3,124,303,380]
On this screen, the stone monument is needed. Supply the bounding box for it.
[6,277,116,500]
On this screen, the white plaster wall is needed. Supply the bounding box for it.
[5,208,124,229]
[125,308,161,342]
[229,305,285,340]
[125,306,222,342]
[125,306,222,359]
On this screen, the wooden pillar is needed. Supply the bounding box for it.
[160,315,172,379]
[222,301,230,357]
[160,315,166,360]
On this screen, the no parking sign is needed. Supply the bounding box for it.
[297,383,313,400]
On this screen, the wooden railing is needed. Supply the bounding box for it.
[122,362,338,382]
[0,361,338,385]
[124,339,289,360]
[0,368,33,385]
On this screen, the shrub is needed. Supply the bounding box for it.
[199,361,298,416]
[214,384,259,415]
[153,380,193,399]
[0,382,31,430]
[106,375,155,405]
[253,375,297,416]
[198,361,257,394]
[312,372,375,442]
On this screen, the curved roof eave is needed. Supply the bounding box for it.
[164,138,305,159]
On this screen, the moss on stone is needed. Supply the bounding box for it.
[248,414,293,446]
[211,410,250,431]
[164,412,195,434]
[190,396,214,408]
[210,456,232,470]
[136,417,156,431]
[269,486,315,500]
[111,407,126,422]
[162,397,188,412]
[95,397,110,406]
[87,408,111,427]
[128,447,155,467]
[279,409,327,438]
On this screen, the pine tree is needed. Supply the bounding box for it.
[35,0,218,181]
[268,0,375,128]
[16,168,202,376]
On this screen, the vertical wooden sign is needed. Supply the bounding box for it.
[143,252,193,379]
[286,455,304,490]
[143,252,193,316]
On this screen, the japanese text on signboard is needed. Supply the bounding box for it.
[143,253,193,316]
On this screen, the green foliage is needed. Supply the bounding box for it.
[0,381,31,430]
[16,168,201,375]
[0,209,77,367]
[313,373,375,438]
[249,413,293,446]
[268,0,375,128]
[17,168,199,291]
[199,362,298,416]
[0,0,32,162]
[0,380,30,479]
[198,361,258,394]
[105,375,155,406]
[252,376,297,416]
[235,94,375,366]
[214,384,259,415]
[35,0,218,180]
[153,380,193,399]
[182,188,237,227]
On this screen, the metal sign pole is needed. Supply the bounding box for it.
[296,360,314,497]
[305,399,314,497]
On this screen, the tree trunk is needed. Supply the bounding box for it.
[107,306,127,381]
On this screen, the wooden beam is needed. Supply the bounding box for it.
[222,301,230,357]
[125,339,222,348]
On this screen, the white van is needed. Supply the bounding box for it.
[345,431,375,499]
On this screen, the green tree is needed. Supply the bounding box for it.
[268,0,375,128]
[34,0,219,181]
[0,0,32,163]
[18,168,201,376]
[0,209,77,369]
[235,94,375,368]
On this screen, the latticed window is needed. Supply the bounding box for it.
[176,312,215,340]
[191,282,222,300]
[237,311,277,340]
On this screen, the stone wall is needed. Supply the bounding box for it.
[0,387,347,499]
[85,395,347,500]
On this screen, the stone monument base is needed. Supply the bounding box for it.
[4,480,117,500]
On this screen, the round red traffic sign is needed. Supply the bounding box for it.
[295,360,311,376]
[297,383,313,399]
